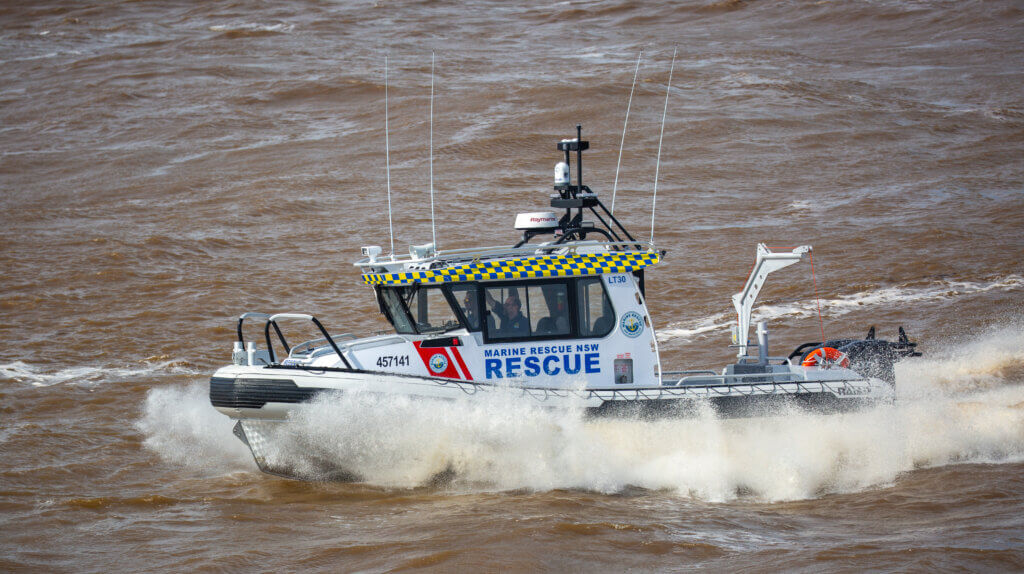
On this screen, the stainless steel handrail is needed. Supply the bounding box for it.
[236,312,272,344]
[673,371,806,387]
[261,313,352,369]
[355,240,660,269]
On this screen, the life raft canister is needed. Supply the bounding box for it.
[801,346,850,368]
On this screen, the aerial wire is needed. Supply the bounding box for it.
[650,45,677,245]
[384,54,395,259]
[612,50,642,215]
[429,51,437,250]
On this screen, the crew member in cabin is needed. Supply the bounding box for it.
[461,289,491,332]
[536,289,570,335]
[552,291,569,332]
[486,289,529,337]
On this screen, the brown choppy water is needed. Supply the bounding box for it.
[2,1,1024,571]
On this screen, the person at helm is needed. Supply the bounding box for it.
[486,290,529,337]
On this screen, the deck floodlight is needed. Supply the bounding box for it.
[361,245,383,263]
[409,243,436,260]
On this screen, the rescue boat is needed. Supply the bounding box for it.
[209,127,920,478]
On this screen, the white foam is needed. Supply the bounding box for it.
[132,326,1024,501]
[117,320,1024,500]
[208,23,294,34]
[0,360,198,387]
[136,382,254,474]
[0,361,102,387]
[656,316,733,340]
[896,325,1024,397]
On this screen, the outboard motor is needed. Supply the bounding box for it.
[789,326,921,385]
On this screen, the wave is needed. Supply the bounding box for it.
[657,274,1024,342]
[0,359,197,387]
[208,23,294,37]
[138,327,1024,501]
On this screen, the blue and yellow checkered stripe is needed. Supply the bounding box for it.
[362,251,660,286]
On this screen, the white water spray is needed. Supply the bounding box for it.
[136,382,253,474]
[139,328,1024,501]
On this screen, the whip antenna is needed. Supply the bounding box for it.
[650,46,676,244]
[612,50,642,215]
[384,54,395,259]
[429,51,436,249]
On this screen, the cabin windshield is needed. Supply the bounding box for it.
[378,284,480,335]
[379,287,415,334]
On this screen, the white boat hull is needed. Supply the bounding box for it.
[211,363,893,420]
[211,363,892,478]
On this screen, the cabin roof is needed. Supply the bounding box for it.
[361,248,660,286]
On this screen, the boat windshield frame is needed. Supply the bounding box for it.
[376,283,476,336]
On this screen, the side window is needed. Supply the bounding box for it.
[577,277,614,337]
[484,286,529,339]
[483,282,571,340]
[406,286,460,334]
[449,284,481,331]
[528,283,570,337]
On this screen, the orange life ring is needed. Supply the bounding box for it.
[801,346,850,368]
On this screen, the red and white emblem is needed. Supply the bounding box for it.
[413,340,473,380]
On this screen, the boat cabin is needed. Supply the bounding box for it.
[354,248,661,387]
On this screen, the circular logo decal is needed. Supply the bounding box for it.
[620,311,644,338]
[428,353,449,373]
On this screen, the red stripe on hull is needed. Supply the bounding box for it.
[413,341,462,379]
[449,346,473,381]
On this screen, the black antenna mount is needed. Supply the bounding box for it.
[539,125,637,246]
[554,124,591,200]
[515,125,643,250]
